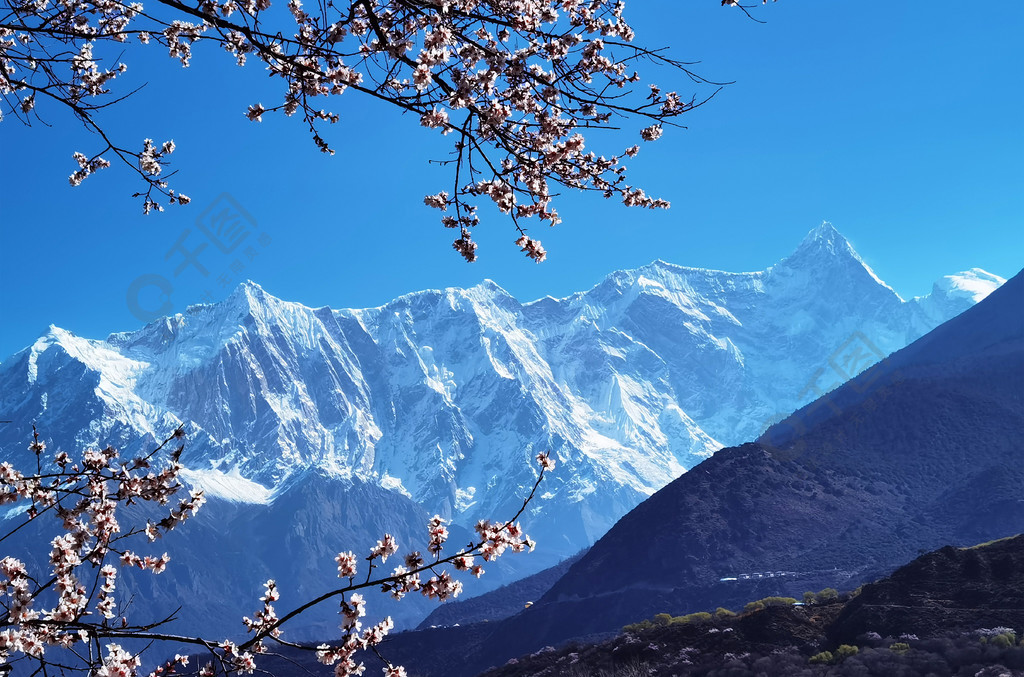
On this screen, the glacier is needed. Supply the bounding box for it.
[0,222,1005,636]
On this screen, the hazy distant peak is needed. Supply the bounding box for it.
[908,268,1008,327]
[930,269,1006,302]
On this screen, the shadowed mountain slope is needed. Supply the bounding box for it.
[479,535,1024,677]
[417,550,587,630]
[252,536,1024,676]
[830,534,1024,644]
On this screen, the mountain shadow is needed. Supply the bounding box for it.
[479,534,1024,677]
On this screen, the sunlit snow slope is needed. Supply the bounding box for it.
[0,223,1004,635]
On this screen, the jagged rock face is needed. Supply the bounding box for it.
[0,224,1003,635]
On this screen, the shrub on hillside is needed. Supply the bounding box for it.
[743,600,765,613]
[835,644,859,661]
[815,587,840,603]
[742,595,798,613]
[809,651,833,664]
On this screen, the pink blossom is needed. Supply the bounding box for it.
[336,551,358,578]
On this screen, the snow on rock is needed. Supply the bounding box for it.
[179,467,274,504]
[0,223,1004,634]
[911,268,1007,327]
[930,268,1005,302]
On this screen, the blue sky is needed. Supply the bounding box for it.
[1,3,1021,360]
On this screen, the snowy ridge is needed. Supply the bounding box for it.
[924,268,1005,303]
[910,267,1006,327]
[0,223,1005,630]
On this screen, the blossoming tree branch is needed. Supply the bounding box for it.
[0,426,555,676]
[0,0,769,261]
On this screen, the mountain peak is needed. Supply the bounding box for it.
[218,279,291,319]
[795,221,857,257]
[19,325,71,361]
[31,325,94,355]
[931,269,1006,303]
[807,220,842,239]
[774,222,900,296]
[469,278,510,295]
[226,279,269,303]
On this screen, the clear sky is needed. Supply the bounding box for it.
[1,3,1022,360]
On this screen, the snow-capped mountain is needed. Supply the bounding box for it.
[909,267,1006,327]
[0,223,1004,635]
